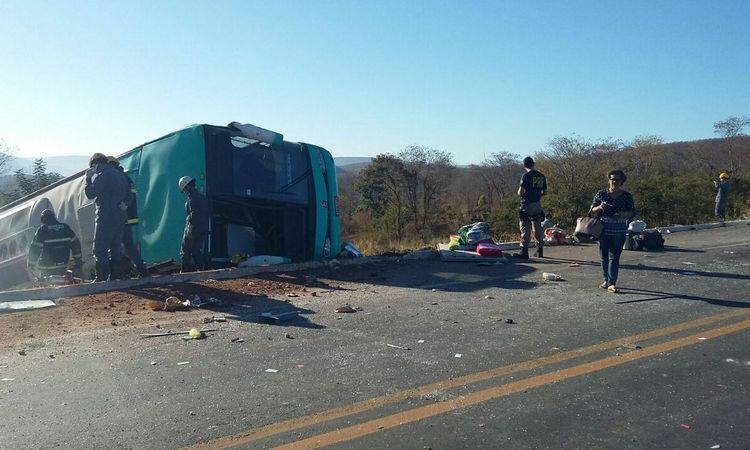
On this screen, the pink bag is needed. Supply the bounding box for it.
[476,242,503,257]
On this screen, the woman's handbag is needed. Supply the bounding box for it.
[574,212,603,241]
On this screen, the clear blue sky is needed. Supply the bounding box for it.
[1,0,748,164]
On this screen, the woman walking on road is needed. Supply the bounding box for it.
[590,170,635,293]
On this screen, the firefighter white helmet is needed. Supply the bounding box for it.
[178,176,195,192]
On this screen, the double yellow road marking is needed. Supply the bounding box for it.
[188,310,750,450]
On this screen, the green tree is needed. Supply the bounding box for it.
[479,151,521,207]
[714,115,750,173]
[354,154,409,240]
[12,158,64,199]
[398,145,454,228]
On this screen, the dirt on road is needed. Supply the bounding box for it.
[0,264,378,349]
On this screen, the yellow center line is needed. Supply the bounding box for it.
[186,309,747,450]
[277,317,750,450]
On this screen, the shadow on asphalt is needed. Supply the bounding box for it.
[619,264,750,281]
[127,282,325,329]
[614,288,750,309]
[254,260,541,293]
[661,246,705,253]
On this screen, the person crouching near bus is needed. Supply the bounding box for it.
[107,156,149,277]
[178,176,209,273]
[27,209,83,280]
[84,153,129,281]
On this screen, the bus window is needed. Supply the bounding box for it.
[0,244,7,260]
[205,127,311,204]
[9,240,17,257]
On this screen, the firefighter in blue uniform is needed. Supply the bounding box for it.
[107,156,148,277]
[84,153,129,281]
[178,176,209,272]
[27,209,82,279]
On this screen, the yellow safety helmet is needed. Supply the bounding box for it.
[89,153,107,167]
[719,172,729,180]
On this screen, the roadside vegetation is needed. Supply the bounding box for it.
[340,117,750,254]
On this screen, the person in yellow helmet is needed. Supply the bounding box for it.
[713,172,732,221]
[107,156,148,277]
[84,152,129,281]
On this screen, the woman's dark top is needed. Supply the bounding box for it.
[591,190,635,235]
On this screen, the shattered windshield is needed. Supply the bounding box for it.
[205,127,311,204]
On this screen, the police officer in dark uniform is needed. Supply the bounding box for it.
[107,156,148,277]
[178,176,209,272]
[513,156,547,259]
[27,209,83,279]
[84,153,129,281]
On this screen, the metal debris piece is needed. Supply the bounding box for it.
[386,344,412,350]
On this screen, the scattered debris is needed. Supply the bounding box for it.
[505,319,515,324]
[188,328,203,339]
[568,263,581,267]
[431,302,439,305]
[454,353,463,358]
[417,340,425,344]
[682,262,696,265]
[177,361,190,366]
[342,242,363,257]
[287,293,300,298]
[231,338,245,343]
[680,424,692,430]
[18,350,26,356]
[265,369,278,373]
[335,305,357,313]
[542,272,564,281]
[0,300,57,312]
[296,364,305,368]
[202,316,227,324]
[387,344,412,350]
[1,378,14,381]
[140,328,218,338]
[150,361,157,365]
[698,337,707,341]
[163,296,188,312]
[623,344,643,350]
[484,295,494,300]
[284,333,294,339]
[259,311,300,324]
[680,271,698,276]
[711,445,721,449]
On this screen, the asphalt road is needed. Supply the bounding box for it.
[1,225,749,449]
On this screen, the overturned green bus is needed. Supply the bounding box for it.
[0,122,341,290]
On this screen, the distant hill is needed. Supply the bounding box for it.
[333,157,372,167]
